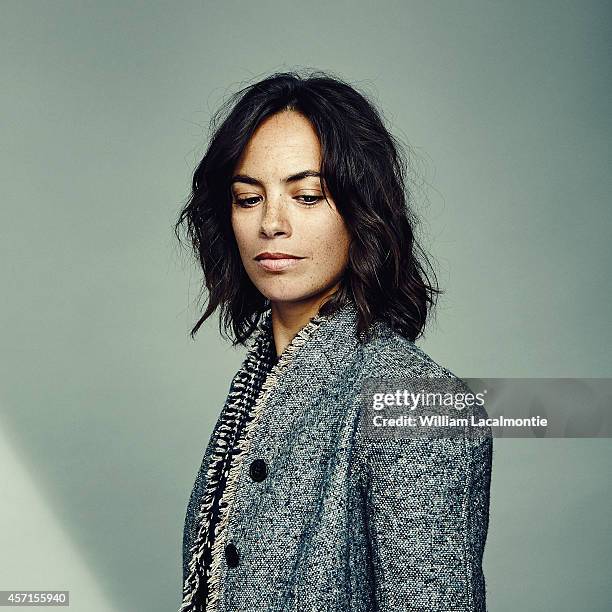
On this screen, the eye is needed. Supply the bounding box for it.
[296,195,323,205]
[234,196,261,208]
[233,194,323,207]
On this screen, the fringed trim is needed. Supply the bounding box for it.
[179,310,328,612]
[179,313,272,612]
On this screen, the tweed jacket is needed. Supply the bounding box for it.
[181,299,493,612]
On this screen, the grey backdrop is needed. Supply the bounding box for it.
[1,1,610,611]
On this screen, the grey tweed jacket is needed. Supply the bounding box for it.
[181,299,493,611]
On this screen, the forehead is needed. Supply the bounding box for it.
[234,111,322,174]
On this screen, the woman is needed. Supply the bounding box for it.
[175,71,493,612]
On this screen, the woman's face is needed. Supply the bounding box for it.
[230,110,351,307]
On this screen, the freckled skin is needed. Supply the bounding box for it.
[230,110,352,346]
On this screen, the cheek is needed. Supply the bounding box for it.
[231,214,252,252]
[311,219,351,265]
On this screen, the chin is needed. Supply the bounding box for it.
[256,284,325,305]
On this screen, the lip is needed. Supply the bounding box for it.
[254,252,302,260]
[255,257,304,272]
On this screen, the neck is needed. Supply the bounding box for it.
[269,286,339,357]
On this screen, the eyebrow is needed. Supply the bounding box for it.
[230,169,322,187]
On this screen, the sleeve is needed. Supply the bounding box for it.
[353,422,493,611]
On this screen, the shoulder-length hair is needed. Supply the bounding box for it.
[175,69,442,346]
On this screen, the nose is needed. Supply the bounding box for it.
[259,195,291,238]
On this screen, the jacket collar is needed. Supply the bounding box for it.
[248,297,387,391]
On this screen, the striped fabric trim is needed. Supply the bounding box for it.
[179,309,328,612]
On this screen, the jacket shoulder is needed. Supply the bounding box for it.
[358,324,459,382]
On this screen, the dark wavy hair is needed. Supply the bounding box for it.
[174,69,442,346]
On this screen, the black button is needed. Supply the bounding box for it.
[225,542,239,568]
[249,458,268,482]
